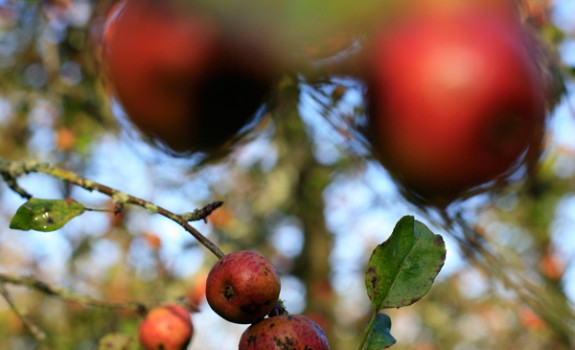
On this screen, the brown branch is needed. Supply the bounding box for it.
[0,159,225,259]
[0,163,32,199]
[0,273,147,313]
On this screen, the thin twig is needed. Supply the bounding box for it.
[0,283,47,342]
[181,201,224,222]
[0,273,148,313]
[0,172,32,199]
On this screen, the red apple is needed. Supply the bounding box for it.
[239,314,330,350]
[365,12,545,204]
[101,0,277,154]
[407,0,519,19]
[139,304,193,350]
[205,250,281,324]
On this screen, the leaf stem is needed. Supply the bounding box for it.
[358,311,377,350]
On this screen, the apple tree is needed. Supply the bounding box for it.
[0,0,574,349]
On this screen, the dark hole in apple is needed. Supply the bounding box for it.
[223,283,235,300]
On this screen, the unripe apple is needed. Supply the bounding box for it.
[239,314,330,350]
[364,12,546,204]
[205,250,281,324]
[101,0,277,154]
[138,304,193,350]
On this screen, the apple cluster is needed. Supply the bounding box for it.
[208,251,330,350]
[137,251,330,349]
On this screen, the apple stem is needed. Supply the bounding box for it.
[0,159,226,259]
[268,300,289,317]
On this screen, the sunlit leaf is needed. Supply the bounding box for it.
[365,313,396,350]
[365,215,446,310]
[9,198,85,232]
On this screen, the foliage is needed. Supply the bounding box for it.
[10,198,86,231]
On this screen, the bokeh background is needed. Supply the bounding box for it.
[0,0,574,349]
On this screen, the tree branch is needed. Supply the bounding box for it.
[0,272,148,313]
[0,159,225,259]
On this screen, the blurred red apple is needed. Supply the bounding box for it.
[365,12,546,204]
[407,0,519,19]
[139,304,193,350]
[187,269,208,312]
[101,0,277,154]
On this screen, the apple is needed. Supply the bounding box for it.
[406,0,519,19]
[239,314,330,350]
[205,250,281,324]
[186,269,208,312]
[101,0,277,154]
[364,12,545,204]
[138,304,193,350]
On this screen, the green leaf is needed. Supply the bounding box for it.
[9,198,85,232]
[365,215,446,310]
[365,313,396,350]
